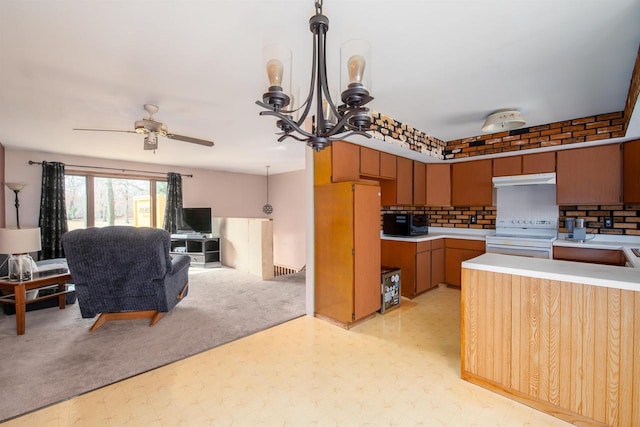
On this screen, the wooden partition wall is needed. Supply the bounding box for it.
[461,268,640,427]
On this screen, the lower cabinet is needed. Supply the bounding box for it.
[381,238,444,298]
[444,238,485,287]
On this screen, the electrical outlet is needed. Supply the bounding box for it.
[604,217,613,228]
[470,215,477,224]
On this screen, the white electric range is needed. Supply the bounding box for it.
[486,218,558,259]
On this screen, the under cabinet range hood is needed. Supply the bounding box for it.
[492,172,556,188]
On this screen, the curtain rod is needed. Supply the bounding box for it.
[28,160,193,178]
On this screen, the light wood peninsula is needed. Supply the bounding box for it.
[461,253,640,427]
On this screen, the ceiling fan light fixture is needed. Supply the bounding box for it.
[134,120,148,134]
[144,132,158,150]
[74,104,215,150]
[481,109,526,133]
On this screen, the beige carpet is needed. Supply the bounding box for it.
[0,267,305,422]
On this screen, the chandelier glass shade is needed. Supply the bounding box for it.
[256,0,374,151]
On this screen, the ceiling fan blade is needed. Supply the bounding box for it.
[165,133,214,147]
[73,128,136,134]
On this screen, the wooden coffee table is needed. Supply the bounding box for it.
[0,270,73,335]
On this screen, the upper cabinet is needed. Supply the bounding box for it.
[315,141,397,185]
[359,146,380,177]
[413,161,426,205]
[451,159,492,206]
[380,156,413,205]
[492,156,522,176]
[556,144,622,205]
[522,152,555,174]
[379,152,396,180]
[395,157,413,205]
[492,152,555,176]
[426,163,451,206]
[314,141,359,184]
[623,140,640,203]
[332,141,360,182]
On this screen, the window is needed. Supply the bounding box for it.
[65,173,167,231]
[66,175,87,230]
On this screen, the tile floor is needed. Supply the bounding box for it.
[2,285,569,426]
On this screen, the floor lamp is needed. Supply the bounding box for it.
[5,182,27,229]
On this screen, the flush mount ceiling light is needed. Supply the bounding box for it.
[481,109,526,133]
[256,0,374,151]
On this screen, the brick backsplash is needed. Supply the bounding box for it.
[382,205,496,230]
[382,204,640,235]
[560,204,640,236]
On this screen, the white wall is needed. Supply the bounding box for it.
[4,148,306,270]
[269,169,306,270]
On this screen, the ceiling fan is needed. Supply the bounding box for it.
[74,104,215,151]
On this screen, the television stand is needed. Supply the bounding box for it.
[170,235,221,268]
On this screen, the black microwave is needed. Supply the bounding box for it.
[383,214,429,236]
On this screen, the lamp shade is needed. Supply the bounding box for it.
[481,109,526,133]
[0,227,42,254]
[5,182,27,192]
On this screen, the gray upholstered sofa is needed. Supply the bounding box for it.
[62,226,190,331]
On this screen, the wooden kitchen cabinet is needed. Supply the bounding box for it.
[380,152,396,179]
[426,163,451,206]
[623,139,640,203]
[315,181,381,326]
[451,159,492,206]
[360,147,397,180]
[444,238,484,287]
[396,157,413,204]
[381,156,413,205]
[493,152,555,177]
[413,161,426,205]
[331,141,360,182]
[313,140,360,184]
[556,144,622,205]
[360,146,379,177]
[381,238,442,298]
[553,246,626,266]
[430,239,445,287]
[492,156,522,176]
[522,151,555,174]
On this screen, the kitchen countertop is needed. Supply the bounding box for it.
[553,233,640,268]
[381,227,490,243]
[463,253,640,291]
[382,228,640,268]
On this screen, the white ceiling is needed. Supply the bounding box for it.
[1,0,639,176]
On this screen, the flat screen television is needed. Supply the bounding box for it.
[179,207,212,234]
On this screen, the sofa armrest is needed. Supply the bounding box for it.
[170,254,191,274]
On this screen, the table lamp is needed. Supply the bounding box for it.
[0,227,42,281]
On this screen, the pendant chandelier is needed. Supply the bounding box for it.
[262,166,273,215]
[256,0,374,151]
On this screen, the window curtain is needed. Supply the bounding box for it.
[163,172,183,234]
[38,161,68,260]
